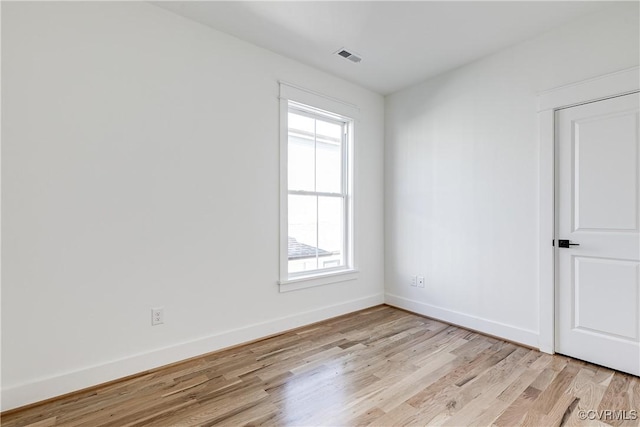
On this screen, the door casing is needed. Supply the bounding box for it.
[537,66,640,354]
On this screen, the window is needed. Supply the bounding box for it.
[279,83,356,290]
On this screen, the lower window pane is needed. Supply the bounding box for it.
[318,196,344,269]
[288,195,318,273]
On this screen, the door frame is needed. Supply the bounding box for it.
[537,66,639,354]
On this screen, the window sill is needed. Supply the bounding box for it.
[279,269,359,293]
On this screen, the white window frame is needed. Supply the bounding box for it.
[278,82,358,292]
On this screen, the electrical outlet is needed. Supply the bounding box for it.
[151,307,164,326]
[417,276,425,288]
[410,275,417,287]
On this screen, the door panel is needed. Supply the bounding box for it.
[556,92,640,375]
[574,256,639,340]
[574,112,638,231]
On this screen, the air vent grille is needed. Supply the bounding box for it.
[335,48,362,63]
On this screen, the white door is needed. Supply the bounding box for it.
[556,92,640,376]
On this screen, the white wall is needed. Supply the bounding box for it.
[1,2,384,410]
[385,3,639,347]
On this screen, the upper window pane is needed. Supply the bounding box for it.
[288,111,315,134]
[315,120,342,193]
[288,112,315,192]
[289,112,343,194]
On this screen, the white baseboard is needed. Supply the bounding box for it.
[1,293,384,412]
[384,293,539,349]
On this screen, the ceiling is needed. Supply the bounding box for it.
[152,1,612,95]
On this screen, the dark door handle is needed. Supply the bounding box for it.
[558,239,580,248]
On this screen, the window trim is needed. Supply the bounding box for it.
[278,82,358,292]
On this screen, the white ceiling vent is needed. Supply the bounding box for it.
[335,48,362,63]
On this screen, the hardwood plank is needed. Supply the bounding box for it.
[343,407,386,427]
[493,386,542,427]
[598,372,635,427]
[364,402,418,426]
[428,347,532,426]
[23,417,58,427]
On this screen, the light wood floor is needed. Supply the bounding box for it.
[2,305,639,427]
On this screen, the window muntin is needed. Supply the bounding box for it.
[286,103,350,278]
